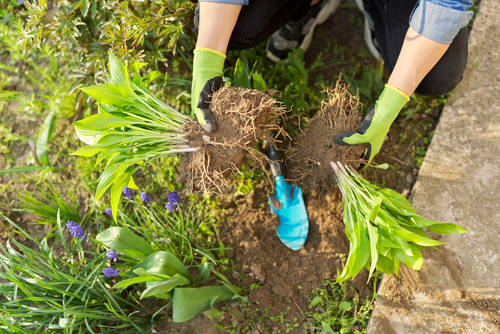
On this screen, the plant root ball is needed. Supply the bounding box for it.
[287,78,365,195]
[176,86,286,194]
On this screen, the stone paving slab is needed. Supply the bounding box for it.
[367,0,500,333]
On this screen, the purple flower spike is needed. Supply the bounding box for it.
[102,267,119,277]
[66,221,90,241]
[165,202,176,213]
[105,208,113,218]
[140,192,151,205]
[123,186,133,199]
[106,249,121,260]
[160,238,165,243]
[168,191,180,205]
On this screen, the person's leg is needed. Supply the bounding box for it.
[228,0,312,50]
[365,0,468,96]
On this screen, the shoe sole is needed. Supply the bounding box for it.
[354,0,381,60]
[266,0,341,63]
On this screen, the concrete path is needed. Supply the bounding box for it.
[367,0,500,333]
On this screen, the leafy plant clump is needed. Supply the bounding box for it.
[288,78,365,195]
[73,53,284,218]
[331,161,469,282]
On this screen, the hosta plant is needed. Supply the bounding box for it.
[71,52,196,220]
[97,226,246,323]
[330,162,468,283]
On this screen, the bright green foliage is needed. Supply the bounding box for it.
[331,162,469,282]
[73,53,195,220]
[344,60,385,108]
[97,227,245,323]
[306,279,378,334]
[20,0,195,105]
[0,216,155,333]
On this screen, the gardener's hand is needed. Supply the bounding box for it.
[191,48,226,133]
[334,84,409,164]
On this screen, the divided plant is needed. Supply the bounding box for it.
[331,162,469,282]
[72,53,197,219]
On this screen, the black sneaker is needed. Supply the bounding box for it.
[354,0,381,60]
[266,0,341,63]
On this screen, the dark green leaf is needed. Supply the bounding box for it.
[130,251,192,283]
[141,274,190,299]
[233,59,251,89]
[172,286,234,323]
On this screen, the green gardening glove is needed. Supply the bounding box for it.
[334,84,410,164]
[191,48,226,133]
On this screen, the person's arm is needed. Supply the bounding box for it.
[191,2,242,133]
[335,0,474,164]
[197,2,242,53]
[388,26,449,97]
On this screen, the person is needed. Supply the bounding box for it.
[191,0,474,163]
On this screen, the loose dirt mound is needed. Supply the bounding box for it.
[288,80,365,195]
[217,184,375,332]
[176,86,285,194]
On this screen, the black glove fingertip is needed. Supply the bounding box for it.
[198,108,217,133]
[334,131,357,146]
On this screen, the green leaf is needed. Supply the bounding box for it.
[172,286,235,323]
[0,166,44,175]
[148,71,164,84]
[110,170,134,222]
[203,306,223,320]
[380,188,417,214]
[74,126,104,145]
[233,59,251,89]
[130,251,193,283]
[375,254,393,275]
[367,196,382,223]
[198,262,214,284]
[339,301,352,310]
[36,109,57,167]
[310,296,323,307]
[80,84,130,106]
[74,112,140,132]
[366,223,379,279]
[113,274,171,289]
[252,73,266,92]
[127,176,139,190]
[394,244,423,270]
[108,52,129,86]
[321,321,338,334]
[141,274,190,299]
[132,62,148,72]
[96,227,154,262]
[427,223,469,234]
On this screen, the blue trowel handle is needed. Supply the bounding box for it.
[266,142,284,178]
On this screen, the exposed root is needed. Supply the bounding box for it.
[287,77,366,195]
[176,86,287,194]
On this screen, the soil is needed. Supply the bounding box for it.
[176,86,285,194]
[157,183,376,334]
[287,80,365,195]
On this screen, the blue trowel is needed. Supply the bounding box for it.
[266,141,309,251]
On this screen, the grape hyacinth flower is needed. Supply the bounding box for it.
[106,249,121,260]
[165,202,176,213]
[66,221,90,241]
[168,191,180,205]
[102,267,119,277]
[140,192,151,205]
[105,208,113,218]
[123,186,133,199]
